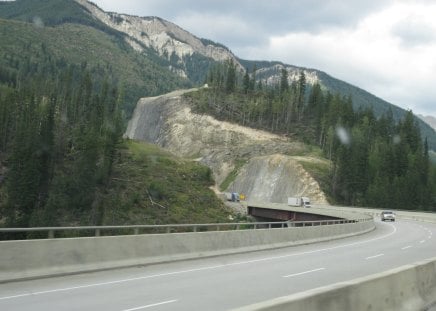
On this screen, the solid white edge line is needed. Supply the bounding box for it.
[283,268,325,278]
[121,300,177,311]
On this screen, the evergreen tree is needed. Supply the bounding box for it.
[225,59,236,93]
[296,71,306,120]
[242,68,250,94]
[280,68,289,96]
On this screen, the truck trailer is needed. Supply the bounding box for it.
[287,196,311,208]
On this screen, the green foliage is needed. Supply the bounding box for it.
[0,18,190,118]
[190,64,436,211]
[0,53,127,226]
[100,141,233,225]
[0,0,124,39]
[219,159,248,191]
[238,59,436,151]
[0,57,231,228]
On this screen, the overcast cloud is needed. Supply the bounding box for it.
[92,0,436,117]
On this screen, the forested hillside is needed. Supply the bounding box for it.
[187,61,436,210]
[0,17,190,116]
[1,0,435,232]
[238,59,436,151]
[0,18,231,230]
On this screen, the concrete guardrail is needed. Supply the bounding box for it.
[0,217,374,283]
[232,257,436,311]
[232,207,436,311]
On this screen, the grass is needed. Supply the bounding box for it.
[219,158,248,191]
[99,140,234,225]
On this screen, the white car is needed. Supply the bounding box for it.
[381,211,396,222]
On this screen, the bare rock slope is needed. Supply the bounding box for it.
[125,89,328,204]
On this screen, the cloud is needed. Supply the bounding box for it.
[172,12,268,48]
[239,2,436,117]
[391,16,436,47]
[93,0,394,50]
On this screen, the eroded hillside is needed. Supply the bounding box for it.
[125,88,328,204]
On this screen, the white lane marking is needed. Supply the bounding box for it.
[419,240,426,244]
[366,254,384,260]
[401,246,412,250]
[0,223,398,301]
[283,268,325,278]
[121,300,177,311]
[0,266,225,301]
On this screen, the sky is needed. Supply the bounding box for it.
[91,0,436,117]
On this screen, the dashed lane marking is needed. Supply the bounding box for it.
[366,254,384,260]
[121,300,178,311]
[283,268,326,278]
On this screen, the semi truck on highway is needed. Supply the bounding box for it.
[287,196,311,208]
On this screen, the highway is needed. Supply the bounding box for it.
[0,219,435,311]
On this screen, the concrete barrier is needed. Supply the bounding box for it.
[232,257,436,311]
[231,207,436,311]
[0,220,374,283]
[318,205,436,225]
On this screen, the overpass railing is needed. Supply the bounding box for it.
[0,218,372,240]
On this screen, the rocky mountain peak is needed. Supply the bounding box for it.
[75,0,243,77]
[256,63,320,86]
[418,115,436,131]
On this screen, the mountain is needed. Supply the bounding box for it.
[75,0,243,83]
[0,0,191,115]
[418,115,436,131]
[73,0,436,150]
[124,89,329,204]
[0,0,435,149]
[238,60,436,150]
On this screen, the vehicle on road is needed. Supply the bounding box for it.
[287,196,311,208]
[381,211,396,222]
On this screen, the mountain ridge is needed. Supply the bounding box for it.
[75,0,435,149]
[0,0,434,149]
[75,0,244,80]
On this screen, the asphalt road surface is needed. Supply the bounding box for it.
[1,219,435,311]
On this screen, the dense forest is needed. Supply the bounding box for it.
[0,54,124,228]
[0,46,232,231]
[189,60,436,210]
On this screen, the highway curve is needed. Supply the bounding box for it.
[0,219,435,311]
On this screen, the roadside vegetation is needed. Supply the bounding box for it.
[98,140,233,226]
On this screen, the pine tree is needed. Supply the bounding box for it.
[243,69,250,94]
[280,68,289,96]
[296,71,306,120]
[225,59,236,93]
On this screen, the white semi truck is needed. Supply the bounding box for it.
[287,196,311,208]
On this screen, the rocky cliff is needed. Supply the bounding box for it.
[73,0,436,150]
[75,0,243,78]
[125,88,328,204]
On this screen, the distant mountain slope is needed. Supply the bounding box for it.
[239,59,436,150]
[1,0,435,149]
[75,0,243,83]
[0,12,190,115]
[418,115,436,131]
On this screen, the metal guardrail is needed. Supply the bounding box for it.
[0,218,372,240]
